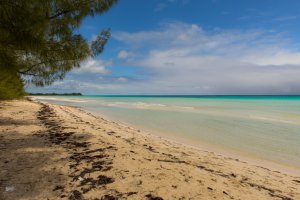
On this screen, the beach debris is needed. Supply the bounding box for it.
[100,194,118,200]
[80,177,96,186]
[69,190,83,200]
[135,180,143,185]
[126,191,138,196]
[36,103,116,199]
[293,179,300,184]
[146,145,158,153]
[78,177,84,182]
[53,185,64,191]
[240,180,294,200]
[145,194,164,200]
[78,175,114,194]
[97,175,114,185]
[223,191,235,199]
[107,131,115,135]
[157,159,188,164]
[5,186,15,192]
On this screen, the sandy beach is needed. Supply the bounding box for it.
[0,99,299,200]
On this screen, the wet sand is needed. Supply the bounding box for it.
[0,99,299,200]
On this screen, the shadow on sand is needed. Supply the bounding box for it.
[0,103,92,200]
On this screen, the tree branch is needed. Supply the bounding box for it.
[48,9,72,20]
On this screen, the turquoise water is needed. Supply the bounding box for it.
[35,95,300,168]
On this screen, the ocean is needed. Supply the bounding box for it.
[34,95,300,169]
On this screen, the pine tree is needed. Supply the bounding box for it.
[0,0,117,99]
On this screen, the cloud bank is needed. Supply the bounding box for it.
[112,22,300,94]
[31,22,300,94]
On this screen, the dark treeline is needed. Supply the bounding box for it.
[0,0,117,100]
[29,93,82,96]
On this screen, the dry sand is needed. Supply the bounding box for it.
[0,99,299,200]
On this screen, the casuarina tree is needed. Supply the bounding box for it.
[0,0,117,99]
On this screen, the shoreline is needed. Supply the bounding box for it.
[52,100,300,177]
[32,95,300,174]
[1,99,299,199]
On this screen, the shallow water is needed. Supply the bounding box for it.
[34,95,300,168]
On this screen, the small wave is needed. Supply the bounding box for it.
[32,96,89,103]
[98,101,198,112]
[101,101,167,108]
[173,106,195,110]
[249,115,299,125]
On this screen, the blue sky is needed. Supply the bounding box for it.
[29,0,300,94]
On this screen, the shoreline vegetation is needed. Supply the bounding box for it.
[0,99,299,199]
[29,93,82,96]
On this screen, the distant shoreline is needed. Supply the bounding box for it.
[28,93,82,96]
[29,94,300,99]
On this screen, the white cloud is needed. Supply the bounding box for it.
[117,50,135,60]
[32,79,122,94]
[117,50,129,59]
[30,22,300,94]
[112,22,300,94]
[117,77,128,82]
[72,58,112,75]
[273,15,298,22]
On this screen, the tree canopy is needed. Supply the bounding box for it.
[0,0,117,99]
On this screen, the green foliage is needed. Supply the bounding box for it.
[91,29,111,57]
[0,69,26,100]
[0,0,117,99]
